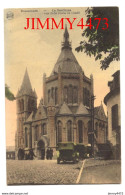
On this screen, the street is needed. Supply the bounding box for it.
[79,159,121,184]
[7,159,121,185]
[7,160,83,185]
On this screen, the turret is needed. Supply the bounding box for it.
[62,25,72,50]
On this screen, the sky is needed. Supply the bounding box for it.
[4,7,120,146]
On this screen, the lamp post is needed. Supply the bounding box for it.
[90,95,96,157]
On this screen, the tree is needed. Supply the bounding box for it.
[5,84,15,101]
[75,7,119,70]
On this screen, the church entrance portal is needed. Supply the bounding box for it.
[37,140,45,160]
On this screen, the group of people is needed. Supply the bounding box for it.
[18,148,24,160]
[40,148,53,160]
[18,147,53,160]
[18,148,36,160]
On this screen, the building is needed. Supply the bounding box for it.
[104,70,120,159]
[15,27,107,159]
[6,146,15,160]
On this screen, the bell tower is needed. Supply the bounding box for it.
[16,69,37,151]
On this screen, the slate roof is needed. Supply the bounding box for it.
[25,99,47,123]
[16,69,37,98]
[76,103,89,115]
[51,27,83,76]
[51,49,83,75]
[58,102,72,115]
[26,102,107,123]
[26,111,34,122]
[94,104,107,121]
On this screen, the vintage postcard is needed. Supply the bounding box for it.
[5,7,121,185]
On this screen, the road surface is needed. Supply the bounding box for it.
[7,160,82,185]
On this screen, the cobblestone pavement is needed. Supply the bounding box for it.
[79,159,121,184]
[7,160,83,185]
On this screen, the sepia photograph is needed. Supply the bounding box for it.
[4,7,121,186]
[2,3,124,195]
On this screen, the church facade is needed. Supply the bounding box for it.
[15,27,107,159]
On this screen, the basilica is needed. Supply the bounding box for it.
[15,27,107,159]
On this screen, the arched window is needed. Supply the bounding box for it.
[111,104,118,130]
[78,120,83,143]
[67,120,72,142]
[102,124,105,131]
[28,99,31,111]
[55,87,58,105]
[73,86,78,104]
[34,125,39,141]
[48,90,50,103]
[87,90,90,107]
[51,87,54,99]
[28,99,35,112]
[88,121,91,133]
[99,123,102,131]
[31,100,35,111]
[42,123,47,135]
[68,85,73,104]
[88,134,92,145]
[57,121,62,142]
[25,127,28,147]
[21,99,24,111]
[83,88,90,107]
[64,86,68,103]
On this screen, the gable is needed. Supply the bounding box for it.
[76,103,89,115]
[58,102,72,115]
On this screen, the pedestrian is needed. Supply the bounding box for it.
[50,148,53,160]
[29,149,36,160]
[46,149,50,160]
[18,148,21,160]
[20,148,24,160]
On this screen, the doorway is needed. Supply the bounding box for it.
[37,140,45,160]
